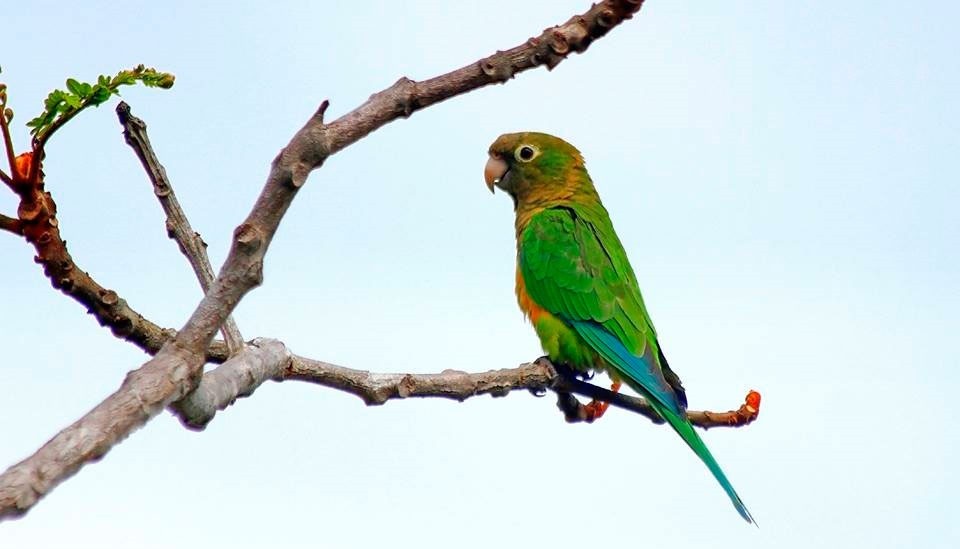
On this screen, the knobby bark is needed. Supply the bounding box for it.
[0,0,757,521]
[174,340,760,432]
[1,147,231,361]
[116,102,245,355]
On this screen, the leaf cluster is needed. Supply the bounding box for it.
[25,65,174,142]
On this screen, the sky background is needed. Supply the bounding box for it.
[2,1,958,547]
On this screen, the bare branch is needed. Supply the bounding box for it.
[1,105,17,189]
[0,0,650,520]
[554,376,659,423]
[286,355,761,429]
[0,213,22,235]
[171,338,289,429]
[312,0,647,159]
[1,118,231,362]
[0,341,198,520]
[171,340,760,433]
[284,354,551,405]
[6,171,231,361]
[686,391,762,430]
[115,101,245,355]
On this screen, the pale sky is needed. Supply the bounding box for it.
[2,1,958,547]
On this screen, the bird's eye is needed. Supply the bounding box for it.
[516,145,537,162]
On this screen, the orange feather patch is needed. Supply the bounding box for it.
[515,268,548,324]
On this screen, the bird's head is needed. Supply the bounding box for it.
[484,132,591,207]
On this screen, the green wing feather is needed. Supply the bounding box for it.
[519,204,669,387]
[519,204,754,524]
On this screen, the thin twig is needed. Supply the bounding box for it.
[0,109,17,188]
[28,95,93,180]
[554,376,660,423]
[0,0,650,520]
[115,101,245,355]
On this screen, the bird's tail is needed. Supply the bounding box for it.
[654,402,756,524]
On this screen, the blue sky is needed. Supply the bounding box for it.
[2,1,958,547]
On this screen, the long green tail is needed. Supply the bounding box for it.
[655,401,756,524]
[569,320,755,523]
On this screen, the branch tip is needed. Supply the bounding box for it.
[115,102,245,354]
[314,99,330,122]
[115,100,131,120]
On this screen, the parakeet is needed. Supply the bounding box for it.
[485,132,754,523]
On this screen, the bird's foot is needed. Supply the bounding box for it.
[582,380,622,422]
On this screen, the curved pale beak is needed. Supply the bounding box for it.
[484,154,509,194]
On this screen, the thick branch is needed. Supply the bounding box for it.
[310,0,647,161]
[171,338,287,429]
[0,340,198,520]
[115,101,245,355]
[0,0,647,520]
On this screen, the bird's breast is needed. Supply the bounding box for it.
[515,267,547,323]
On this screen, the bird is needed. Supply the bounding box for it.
[484,131,754,523]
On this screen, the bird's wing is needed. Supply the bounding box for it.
[519,205,683,415]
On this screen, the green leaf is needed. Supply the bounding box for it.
[65,78,84,96]
[28,65,175,139]
[113,72,136,86]
[90,85,112,105]
[43,90,66,111]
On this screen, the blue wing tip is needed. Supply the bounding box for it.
[731,493,756,525]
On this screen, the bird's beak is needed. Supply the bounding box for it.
[484,154,509,194]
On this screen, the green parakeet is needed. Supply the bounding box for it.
[485,132,754,523]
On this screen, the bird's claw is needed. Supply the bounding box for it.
[581,380,622,423]
[582,399,611,422]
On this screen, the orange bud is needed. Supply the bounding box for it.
[13,152,33,181]
[745,390,761,413]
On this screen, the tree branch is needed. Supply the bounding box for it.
[5,172,231,361]
[115,101,245,355]
[0,213,22,235]
[171,338,288,429]
[1,100,18,189]
[1,0,651,520]
[170,339,761,434]
[235,349,756,427]
[0,136,231,361]
[284,354,555,406]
